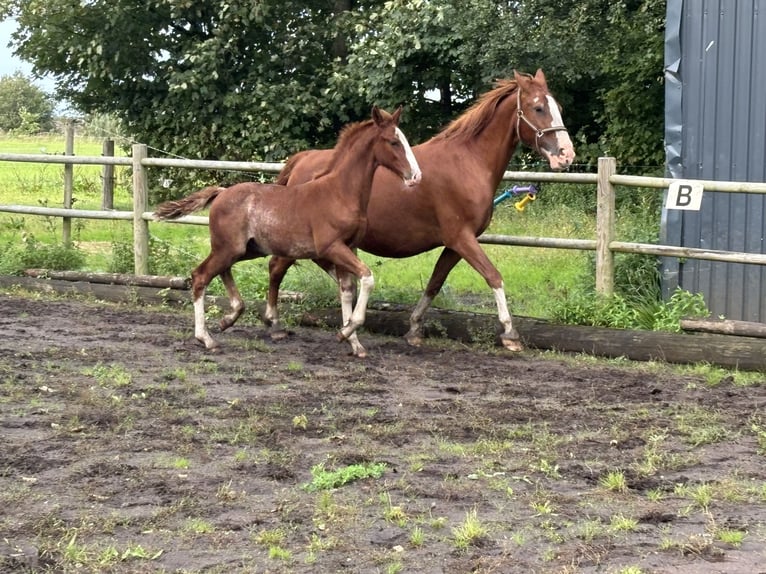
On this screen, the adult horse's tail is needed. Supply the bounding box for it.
[153,186,226,220]
[275,153,304,185]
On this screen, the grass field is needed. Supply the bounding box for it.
[0,134,597,319]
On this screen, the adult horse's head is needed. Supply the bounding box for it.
[370,105,422,186]
[514,69,575,171]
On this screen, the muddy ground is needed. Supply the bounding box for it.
[1,292,766,574]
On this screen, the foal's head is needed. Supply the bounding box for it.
[367,106,422,186]
[513,69,575,171]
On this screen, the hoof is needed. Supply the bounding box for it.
[404,332,423,347]
[499,334,524,352]
[351,348,368,359]
[219,319,233,332]
[269,329,289,341]
[349,342,368,358]
[196,338,220,351]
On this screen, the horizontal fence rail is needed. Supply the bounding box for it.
[2,145,766,294]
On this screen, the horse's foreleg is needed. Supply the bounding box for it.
[405,247,462,346]
[337,269,366,357]
[219,268,244,332]
[451,237,523,351]
[338,273,373,349]
[265,256,294,339]
[325,246,373,357]
[491,284,523,351]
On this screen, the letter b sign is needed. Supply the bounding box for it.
[667,181,704,211]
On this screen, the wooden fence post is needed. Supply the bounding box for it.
[62,120,75,245]
[101,139,115,210]
[132,144,149,275]
[596,156,616,295]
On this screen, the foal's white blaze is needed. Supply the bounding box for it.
[395,127,422,186]
[545,94,575,169]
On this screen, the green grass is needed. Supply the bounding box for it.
[1,133,652,321]
[304,462,387,491]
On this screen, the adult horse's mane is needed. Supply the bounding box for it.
[432,78,523,143]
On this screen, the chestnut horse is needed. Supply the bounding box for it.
[267,69,574,355]
[153,106,421,355]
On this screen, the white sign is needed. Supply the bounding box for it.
[667,181,704,211]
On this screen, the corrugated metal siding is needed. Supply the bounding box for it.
[662,0,766,322]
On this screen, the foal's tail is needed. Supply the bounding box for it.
[153,186,226,220]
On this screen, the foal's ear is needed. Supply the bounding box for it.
[371,105,385,126]
[391,105,402,126]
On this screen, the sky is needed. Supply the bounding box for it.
[1,18,56,93]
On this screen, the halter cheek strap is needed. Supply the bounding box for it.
[515,88,569,152]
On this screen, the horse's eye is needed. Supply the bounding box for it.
[391,139,401,147]
[534,105,545,114]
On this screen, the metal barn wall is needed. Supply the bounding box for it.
[662,0,766,322]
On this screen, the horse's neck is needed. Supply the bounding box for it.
[480,96,522,184]
[441,94,521,188]
[324,135,378,207]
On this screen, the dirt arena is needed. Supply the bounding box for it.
[1,293,765,573]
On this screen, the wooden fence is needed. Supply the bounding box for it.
[2,145,766,296]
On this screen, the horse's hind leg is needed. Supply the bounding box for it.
[190,260,221,349]
[405,247,462,346]
[264,256,295,340]
[219,268,244,332]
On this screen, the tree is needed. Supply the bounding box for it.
[0,72,55,133]
[1,0,665,192]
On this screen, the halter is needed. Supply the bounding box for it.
[515,87,569,152]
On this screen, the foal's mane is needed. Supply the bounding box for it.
[432,77,526,143]
[314,118,375,178]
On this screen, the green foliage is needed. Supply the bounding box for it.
[304,462,387,491]
[0,72,55,133]
[79,113,125,140]
[0,233,85,274]
[551,287,709,332]
[108,237,199,277]
[4,0,666,192]
[652,289,709,332]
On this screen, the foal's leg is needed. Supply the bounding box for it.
[324,245,374,356]
[190,259,224,349]
[264,256,295,339]
[219,268,245,332]
[337,268,366,357]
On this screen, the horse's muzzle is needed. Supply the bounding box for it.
[404,169,422,187]
[543,140,575,171]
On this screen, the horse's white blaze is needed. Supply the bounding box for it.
[395,127,422,185]
[546,95,574,150]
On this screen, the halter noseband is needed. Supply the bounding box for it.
[515,87,569,152]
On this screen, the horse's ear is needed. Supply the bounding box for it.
[534,68,549,89]
[391,105,403,126]
[372,105,385,126]
[513,69,528,87]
